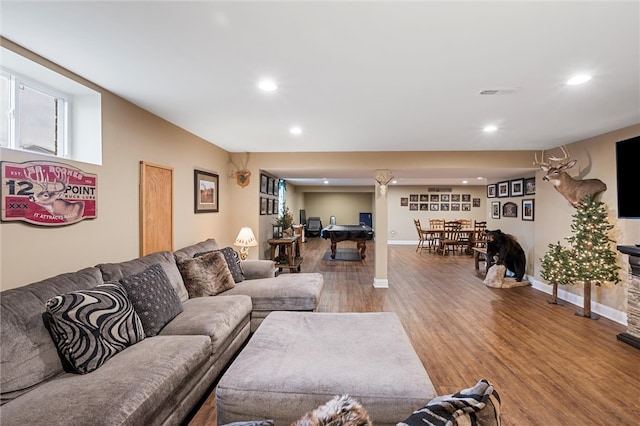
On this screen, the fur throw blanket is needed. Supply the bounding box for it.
[292,395,372,426]
[484,264,529,289]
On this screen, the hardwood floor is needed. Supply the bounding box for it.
[188,237,640,426]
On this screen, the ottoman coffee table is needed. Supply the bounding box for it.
[216,311,436,425]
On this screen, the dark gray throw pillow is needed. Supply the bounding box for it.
[195,247,245,283]
[45,283,145,374]
[119,263,183,336]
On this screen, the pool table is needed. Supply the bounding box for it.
[321,224,375,260]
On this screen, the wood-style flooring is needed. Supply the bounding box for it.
[187,237,640,426]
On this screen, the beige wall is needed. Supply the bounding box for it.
[301,192,374,228]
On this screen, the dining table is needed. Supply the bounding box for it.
[420,227,484,254]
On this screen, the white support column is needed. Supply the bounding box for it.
[373,170,391,288]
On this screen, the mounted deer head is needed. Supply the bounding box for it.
[229,153,251,188]
[533,146,606,208]
[375,171,394,196]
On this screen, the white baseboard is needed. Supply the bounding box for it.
[373,278,389,288]
[529,278,627,326]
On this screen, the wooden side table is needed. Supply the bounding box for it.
[267,235,302,273]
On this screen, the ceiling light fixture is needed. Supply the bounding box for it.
[323,179,329,185]
[462,180,469,184]
[566,74,592,85]
[289,126,302,135]
[257,79,278,92]
[483,125,498,132]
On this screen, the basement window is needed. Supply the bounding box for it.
[0,47,102,165]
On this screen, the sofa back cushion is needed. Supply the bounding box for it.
[0,267,104,404]
[97,251,189,303]
[173,238,220,262]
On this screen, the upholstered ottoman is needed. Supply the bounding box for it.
[216,312,436,426]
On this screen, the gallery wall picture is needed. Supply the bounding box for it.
[497,181,509,197]
[510,178,524,197]
[522,199,535,221]
[491,201,501,219]
[524,177,536,195]
[502,201,518,218]
[487,184,496,198]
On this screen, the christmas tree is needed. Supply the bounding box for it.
[540,194,619,318]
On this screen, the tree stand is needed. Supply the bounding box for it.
[575,280,600,320]
[546,283,564,305]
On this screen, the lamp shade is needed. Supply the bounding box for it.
[234,227,258,247]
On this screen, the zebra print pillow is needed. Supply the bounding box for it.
[45,283,145,374]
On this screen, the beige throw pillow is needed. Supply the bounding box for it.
[177,251,235,297]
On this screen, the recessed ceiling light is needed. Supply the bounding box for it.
[289,126,302,135]
[462,180,469,184]
[483,125,498,132]
[323,179,329,185]
[477,177,483,180]
[257,79,277,92]
[567,74,592,85]
[391,180,397,184]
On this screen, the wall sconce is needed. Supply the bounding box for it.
[234,227,258,260]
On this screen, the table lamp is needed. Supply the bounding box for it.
[234,227,258,260]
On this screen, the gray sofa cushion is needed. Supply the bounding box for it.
[160,295,252,356]
[212,247,245,283]
[178,251,236,297]
[119,264,183,337]
[45,283,145,373]
[0,335,211,426]
[0,267,104,404]
[221,273,323,312]
[174,238,220,262]
[97,251,189,302]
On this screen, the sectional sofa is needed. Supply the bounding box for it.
[0,238,324,426]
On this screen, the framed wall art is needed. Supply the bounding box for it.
[502,201,518,218]
[510,178,524,197]
[260,197,267,215]
[491,201,501,219]
[409,203,418,211]
[420,203,428,211]
[194,169,219,213]
[497,181,509,197]
[401,197,408,206]
[525,177,536,195]
[410,194,419,202]
[487,184,496,198]
[522,199,535,221]
[451,194,461,202]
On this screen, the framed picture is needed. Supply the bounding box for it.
[400,197,409,206]
[502,201,518,218]
[487,184,496,198]
[271,178,279,195]
[440,203,449,211]
[451,194,461,202]
[430,203,439,211]
[419,194,428,202]
[267,178,273,195]
[267,198,273,215]
[462,203,471,211]
[430,194,439,202]
[497,181,509,198]
[522,199,535,221]
[462,194,471,202]
[441,194,450,202]
[472,198,480,207]
[409,203,418,211]
[451,203,460,211]
[194,169,219,213]
[260,197,267,215]
[510,178,524,197]
[525,177,536,195]
[260,174,268,194]
[491,201,501,219]
[410,194,419,202]
[272,225,283,239]
[272,199,279,214]
[420,203,428,211]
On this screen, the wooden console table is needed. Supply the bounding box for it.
[267,235,302,273]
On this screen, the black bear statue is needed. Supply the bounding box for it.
[485,229,526,282]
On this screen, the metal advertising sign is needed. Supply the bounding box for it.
[1,160,97,226]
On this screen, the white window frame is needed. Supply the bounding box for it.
[1,46,102,165]
[2,69,70,157]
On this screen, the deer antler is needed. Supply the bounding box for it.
[533,150,550,167]
[548,145,570,163]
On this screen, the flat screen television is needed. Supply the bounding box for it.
[615,135,640,219]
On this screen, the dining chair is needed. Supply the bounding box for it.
[437,220,462,255]
[414,219,427,252]
[471,221,487,248]
[428,218,445,250]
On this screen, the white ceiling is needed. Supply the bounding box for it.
[1,1,638,186]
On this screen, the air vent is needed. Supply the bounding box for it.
[478,88,518,95]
